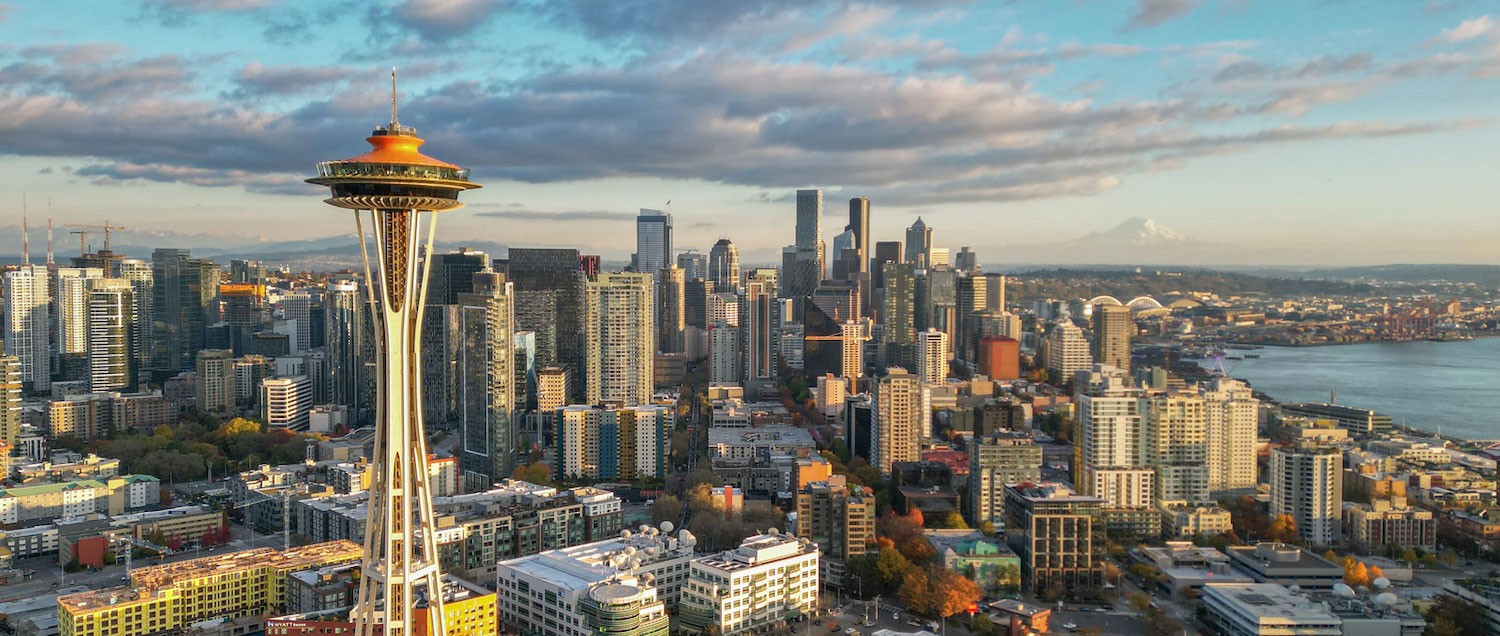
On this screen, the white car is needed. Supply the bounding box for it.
[1062,623,1077,630]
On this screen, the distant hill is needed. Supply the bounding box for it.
[1274,264,1500,286]
[1004,268,1375,304]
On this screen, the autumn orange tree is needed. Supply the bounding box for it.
[1267,514,1298,543]
[930,568,983,619]
[899,569,934,615]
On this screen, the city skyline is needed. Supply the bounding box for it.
[2,2,1499,264]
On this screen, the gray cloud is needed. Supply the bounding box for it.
[228,62,353,98]
[0,51,193,101]
[0,41,1485,209]
[368,0,506,41]
[1126,0,1197,30]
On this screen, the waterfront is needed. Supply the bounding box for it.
[1204,338,1500,440]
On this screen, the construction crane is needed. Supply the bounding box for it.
[66,221,128,252]
[67,230,93,257]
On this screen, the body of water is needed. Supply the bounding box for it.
[1201,338,1500,440]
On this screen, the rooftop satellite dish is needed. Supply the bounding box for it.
[660,521,674,533]
[1373,577,1391,590]
[1373,592,1398,609]
[1333,584,1356,598]
[622,529,633,538]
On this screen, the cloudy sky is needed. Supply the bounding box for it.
[1,0,1497,264]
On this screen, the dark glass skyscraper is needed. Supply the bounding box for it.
[151,248,216,380]
[507,248,585,401]
[428,247,489,305]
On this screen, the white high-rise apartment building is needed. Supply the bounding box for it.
[87,278,135,392]
[1044,320,1091,384]
[708,322,741,386]
[839,321,865,380]
[3,265,50,391]
[876,368,921,474]
[915,327,948,384]
[282,291,313,353]
[584,273,654,406]
[261,375,314,430]
[56,268,104,358]
[1202,377,1259,496]
[680,533,820,635]
[556,405,600,479]
[1270,445,1342,546]
[1145,394,1210,504]
[1075,375,1149,509]
[114,259,153,372]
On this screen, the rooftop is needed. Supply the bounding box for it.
[58,540,361,614]
[708,425,815,448]
[500,525,695,592]
[1202,583,1338,622]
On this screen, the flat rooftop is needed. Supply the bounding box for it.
[1202,583,1338,622]
[58,540,362,614]
[709,426,815,447]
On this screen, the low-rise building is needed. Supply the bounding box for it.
[58,541,362,636]
[1225,543,1343,589]
[1344,497,1436,552]
[494,531,687,636]
[925,529,1020,590]
[265,574,497,636]
[709,425,816,462]
[1160,501,1233,539]
[679,533,821,635]
[0,474,159,524]
[1131,541,1252,598]
[1201,583,1342,636]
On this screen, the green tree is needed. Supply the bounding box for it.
[875,547,913,585]
[995,562,1020,592]
[932,511,968,529]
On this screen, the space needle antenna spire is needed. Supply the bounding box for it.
[390,68,398,126]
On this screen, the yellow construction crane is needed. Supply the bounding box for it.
[66,221,128,252]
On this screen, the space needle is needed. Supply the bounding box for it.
[307,71,480,636]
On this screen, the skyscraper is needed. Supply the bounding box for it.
[1074,366,1149,511]
[230,259,269,285]
[676,251,706,282]
[741,268,779,389]
[879,262,915,368]
[875,368,922,474]
[584,273,654,406]
[283,290,314,354]
[955,274,987,363]
[114,259,154,375]
[1044,321,1091,384]
[915,328,948,384]
[871,241,902,289]
[152,249,216,380]
[508,248,586,398]
[634,209,673,276]
[905,217,932,268]
[56,267,104,379]
[786,189,826,317]
[1092,303,1132,372]
[707,239,740,291]
[1202,377,1259,496]
[2,265,50,392]
[954,247,978,274]
[848,197,870,275]
[307,82,481,635]
[795,189,823,253]
[708,322,740,386]
[428,247,489,305]
[458,271,516,491]
[656,266,686,355]
[87,278,135,392]
[325,279,371,416]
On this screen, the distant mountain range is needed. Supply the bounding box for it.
[0,225,509,270]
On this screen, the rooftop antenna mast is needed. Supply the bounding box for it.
[21,194,29,265]
[390,68,398,126]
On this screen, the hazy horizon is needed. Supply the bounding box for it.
[2,1,1498,264]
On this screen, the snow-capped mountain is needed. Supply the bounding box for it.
[1070,217,1188,246]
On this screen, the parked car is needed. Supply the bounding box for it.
[1062,623,1077,630]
